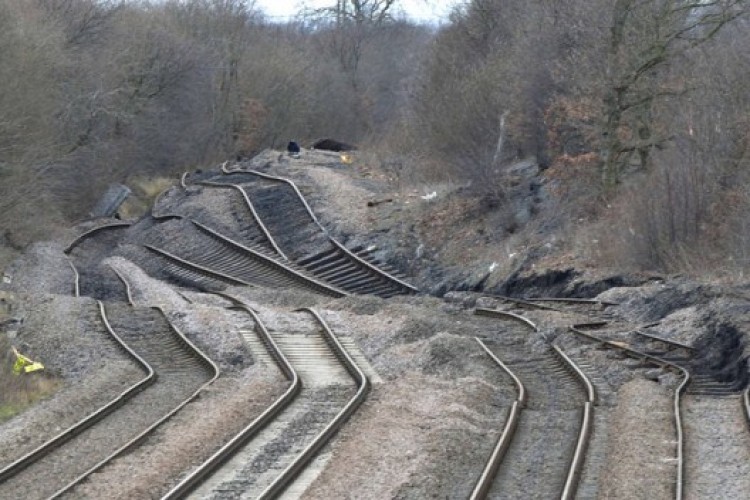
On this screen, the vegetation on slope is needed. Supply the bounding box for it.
[1,0,749,278]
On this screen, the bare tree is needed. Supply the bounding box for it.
[309,0,398,88]
[39,0,124,46]
[599,0,747,189]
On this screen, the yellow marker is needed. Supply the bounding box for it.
[11,347,44,375]
[340,153,353,164]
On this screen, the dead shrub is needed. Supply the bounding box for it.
[593,151,719,272]
[544,152,601,220]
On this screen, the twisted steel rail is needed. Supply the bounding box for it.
[523,297,619,307]
[0,301,154,485]
[220,165,419,294]
[197,180,288,260]
[190,219,345,297]
[474,307,540,332]
[632,330,695,353]
[161,298,301,499]
[552,344,596,500]
[48,304,220,498]
[256,308,370,499]
[473,309,594,499]
[64,221,133,254]
[470,338,527,500]
[66,256,80,297]
[569,323,689,500]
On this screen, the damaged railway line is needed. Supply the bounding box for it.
[2,155,750,499]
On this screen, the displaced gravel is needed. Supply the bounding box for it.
[683,395,750,499]
[598,378,676,499]
[0,360,143,467]
[72,370,286,499]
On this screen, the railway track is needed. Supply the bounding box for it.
[180,306,369,499]
[626,327,750,497]
[197,166,417,298]
[0,301,218,499]
[140,216,345,298]
[162,298,301,498]
[555,330,629,500]
[472,308,593,499]
[64,221,133,301]
[155,178,288,260]
[139,242,251,293]
[197,180,288,259]
[569,323,688,500]
[478,297,661,499]
[489,295,617,322]
[470,338,527,500]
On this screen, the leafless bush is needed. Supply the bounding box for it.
[594,148,720,272]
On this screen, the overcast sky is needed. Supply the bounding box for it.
[254,0,458,24]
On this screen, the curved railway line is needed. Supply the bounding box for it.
[207,165,418,297]
[60,162,418,301]
[0,296,219,499]
[162,298,301,498]
[471,307,594,499]
[64,222,133,301]
[141,216,346,298]
[570,322,688,499]
[623,325,750,498]
[196,180,288,259]
[470,338,527,500]
[475,296,750,500]
[177,305,369,499]
[156,177,288,260]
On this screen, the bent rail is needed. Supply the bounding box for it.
[161,300,301,499]
[197,180,288,260]
[49,305,221,498]
[67,256,80,297]
[569,324,688,500]
[144,244,252,287]
[470,338,526,500]
[190,220,346,297]
[221,166,419,294]
[553,345,597,405]
[483,294,563,312]
[474,307,540,332]
[64,221,133,254]
[0,301,154,484]
[256,308,370,499]
[632,330,695,352]
[552,344,596,500]
[674,366,689,500]
[523,297,619,307]
[110,265,135,306]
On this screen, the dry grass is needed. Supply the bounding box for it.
[0,337,61,423]
[118,176,177,219]
[580,154,729,275]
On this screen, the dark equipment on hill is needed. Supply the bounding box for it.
[286,141,300,155]
[287,141,301,157]
[311,138,356,152]
[90,184,131,218]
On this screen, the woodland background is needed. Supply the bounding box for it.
[2,0,750,276]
